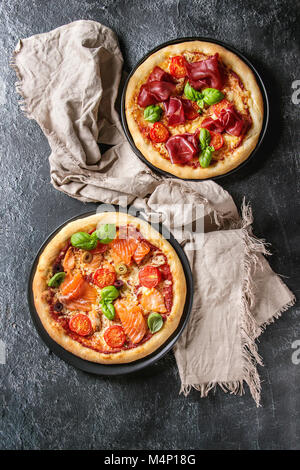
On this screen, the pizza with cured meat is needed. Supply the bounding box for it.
[125,40,264,179]
[32,213,186,363]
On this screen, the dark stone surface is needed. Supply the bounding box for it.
[0,0,299,450]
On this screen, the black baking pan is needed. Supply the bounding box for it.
[121,37,269,181]
[27,208,193,375]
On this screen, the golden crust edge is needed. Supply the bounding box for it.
[32,212,187,364]
[125,40,264,179]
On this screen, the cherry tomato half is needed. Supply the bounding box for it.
[170,56,187,78]
[139,266,162,288]
[69,313,92,336]
[212,99,231,116]
[149,123,170,143]
[94,265,116,288]
[209,131,224,150]
[104,325,126,348]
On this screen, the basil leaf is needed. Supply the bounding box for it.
[48,271,66,288]
[199,146,214,168]
[96,224,116,244]
[144,105,162,123]
[199,128,211,150]
[100,285,120,302]
[184,82,203,101]
[105,302,116,320]
[71,232,98,250]
[91,231,98,241]
[202,88,224,106]
[197,98,205,109]
[147,312,163,333]
[100,300,115,321]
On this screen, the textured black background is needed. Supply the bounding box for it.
[0,0,299,450]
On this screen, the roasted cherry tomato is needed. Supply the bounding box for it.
[104,325,126,348]
[69,313,92,336]
[94,265,116,288]
[212,99,231,116]
[209,131,224,150]
[149,122,170,143]
[139,266,162,288]
[170,56,187,78]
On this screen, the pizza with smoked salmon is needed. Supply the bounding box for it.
[32,212,186,363]
[125,40,264,179]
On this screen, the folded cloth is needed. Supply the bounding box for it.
[12,20,295,405]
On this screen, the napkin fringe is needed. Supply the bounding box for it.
[239,201,271,406]
[10,44,32,118]
[180,381,245,397]
[261,297,296,330]
[180,201,272,406]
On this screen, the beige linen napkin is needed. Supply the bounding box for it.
[12,20,295,405]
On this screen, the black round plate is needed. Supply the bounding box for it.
[121,36,269,181]
[27,208,193,375]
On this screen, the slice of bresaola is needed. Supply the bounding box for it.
[137,66,177,107]
[165,130,200,164]
[200,117,225,134]
[186,53,223,90]
[137,85,157,107]
[182,129,200,149]
[202,104,245,136]
[164,97,185,125]
[147,66,175,83]
[164,97,198,126]
[220,106,245,136]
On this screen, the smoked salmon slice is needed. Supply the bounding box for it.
[87,253,103,271]
[63,247,76,271]
[60,272,98,311]
[140,288,167,313]
[60,272,84,300]
[63,284,98,312]
[133,240,150,264]
[114,299,147,344]
[110,238,138,265]
[118,225,141,240]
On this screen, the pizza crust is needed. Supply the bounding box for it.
[32,212,187,364]
[125,40,264,179]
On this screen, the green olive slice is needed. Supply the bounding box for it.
[81,251,93,264]
[116,263,128,275]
